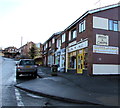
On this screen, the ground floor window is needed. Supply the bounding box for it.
[55,56,60,66]
[77,48,88,72]
[60,54,65,68]
[68,51,76,69]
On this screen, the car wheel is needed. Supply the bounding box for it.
[16,72,19,79]
[33,71,37,78]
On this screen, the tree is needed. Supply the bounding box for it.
[29,44,36,59]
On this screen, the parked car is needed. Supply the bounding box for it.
[16,59,38,79]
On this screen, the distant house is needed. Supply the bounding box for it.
[3,46,19,58]
[19,41,34,59]
[0,48,4,56]
[42,32,62,67]
[34,43,43,65]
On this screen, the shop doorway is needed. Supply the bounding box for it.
[77,49,84,74]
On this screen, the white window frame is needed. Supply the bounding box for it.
[52,38,55,44]
[59,39,61,47]
[72,30,77,39]
[108,20,119,31]
[79,20,86,32]
[93,16,108,30]
[69,31,71,41]
[71,29,77,40]
[57,39,61,48]
[57,39,59,48]
[46,43,48,48]
[62,33,66,43]
[49,41,51,47]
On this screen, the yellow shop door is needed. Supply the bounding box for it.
[77,49,84,74]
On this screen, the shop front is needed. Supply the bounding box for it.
[48,50,54,67]
[60,48,66,72]
[55,48,66,72]
[55,50,61,71]
[67,40,88,74]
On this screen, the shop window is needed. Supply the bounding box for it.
[68,52,76,69]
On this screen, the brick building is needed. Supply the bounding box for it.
[19,41,34,59]
[43,3,120,75]
[42,32,62,67]
[3,46,19,58]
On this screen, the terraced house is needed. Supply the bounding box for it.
[43,3,120,75]
[43,32,62,67]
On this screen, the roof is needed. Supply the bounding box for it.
[42,3,120,45]
[64,3,120,31]
[89,3,119,14]
[43,31,63,45]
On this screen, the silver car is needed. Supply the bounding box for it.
[16,59,38,79]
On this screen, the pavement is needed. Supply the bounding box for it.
[15,66,120,106]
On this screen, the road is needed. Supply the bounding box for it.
[1,56,92,107]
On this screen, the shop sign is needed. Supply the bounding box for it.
[68,46,77,52]
[76,41,88,50]
[68,41,88,52]
[93,45,119,54]
[96,34,109,46]
[68,41,77,47]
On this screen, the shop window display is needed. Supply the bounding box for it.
[68,51,76,69]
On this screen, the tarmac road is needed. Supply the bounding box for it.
[1,56,96,107]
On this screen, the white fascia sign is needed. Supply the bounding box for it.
[68,40,88,53]
[76,41,88,50]
[93,45,119,54]
[68,41,77,47]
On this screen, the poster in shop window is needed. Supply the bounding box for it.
[96,34,109,46]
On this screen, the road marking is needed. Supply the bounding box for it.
[15,88,24,106]
[26,93,44,99]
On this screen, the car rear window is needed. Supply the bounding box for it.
[20,60,35,65]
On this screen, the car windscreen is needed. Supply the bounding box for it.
[19,60,35,65]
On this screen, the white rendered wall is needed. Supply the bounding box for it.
[93,64,120,75]
[93,16,108,30]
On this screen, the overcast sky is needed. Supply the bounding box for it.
[0,0,119,49]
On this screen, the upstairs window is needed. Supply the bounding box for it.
[109,20,118,31]
[52,38,55,44]
[79,20,86,32]
[57,39,61,48]
[44,45,46,50]
[46,43,48,48]
[49,41,51,47]
[62,33,66,43]
[71,29,77,40]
